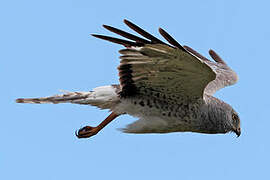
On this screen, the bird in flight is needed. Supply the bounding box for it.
[16,19,240,139]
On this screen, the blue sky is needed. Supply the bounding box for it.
[1,0,269,179]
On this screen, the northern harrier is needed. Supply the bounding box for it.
[16,19,241,138]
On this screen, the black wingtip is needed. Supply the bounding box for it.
[123,19,133,29]
[123,19,130,25]
[183,45,210,62]
[102,23,150,44]
[94,20,186,49]
[16,98,24,103]
[92,34,139,47]
[158,28,186,51]
[209,49,227,65]
[91,34,101,38]
[102,24,112,30]
[123,19,165,44]
[91,34,107,40]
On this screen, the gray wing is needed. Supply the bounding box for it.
[118,44,215,100]
[92,19,216,100]
[183,46,238,95]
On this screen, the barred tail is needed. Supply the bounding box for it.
[16,85,120,110]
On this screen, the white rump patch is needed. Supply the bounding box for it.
[90,85,118,102]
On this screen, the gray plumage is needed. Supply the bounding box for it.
[16,19,241,138]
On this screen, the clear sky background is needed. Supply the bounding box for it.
[1,0,269,179]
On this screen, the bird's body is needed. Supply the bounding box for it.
[119,94,234,135]
[16,19,241,138]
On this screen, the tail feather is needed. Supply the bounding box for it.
[16,92,91,104]
[16,85,120,109]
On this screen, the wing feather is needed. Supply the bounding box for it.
[119,44,216,100]
[123,19,165,44]
[183,46,238,95]
[158,28,186,51]
[91,34,141,47]
[103,25,150,44]
[92,20,237,98]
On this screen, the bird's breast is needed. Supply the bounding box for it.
[113,96,205,133]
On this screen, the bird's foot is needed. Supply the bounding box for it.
[75,126,99,139]
[75,112,119,139]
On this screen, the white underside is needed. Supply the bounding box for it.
[85,86,171,133]
[113,98,189,133]
[87,86,190,133]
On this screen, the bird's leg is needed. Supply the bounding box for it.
[75,112,119,139]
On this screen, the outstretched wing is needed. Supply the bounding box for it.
[93,19,216,100]
[183,46,238,95]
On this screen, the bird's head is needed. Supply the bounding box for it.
[230,110,241,137]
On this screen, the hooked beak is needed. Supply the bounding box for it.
[234,128,241,137]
